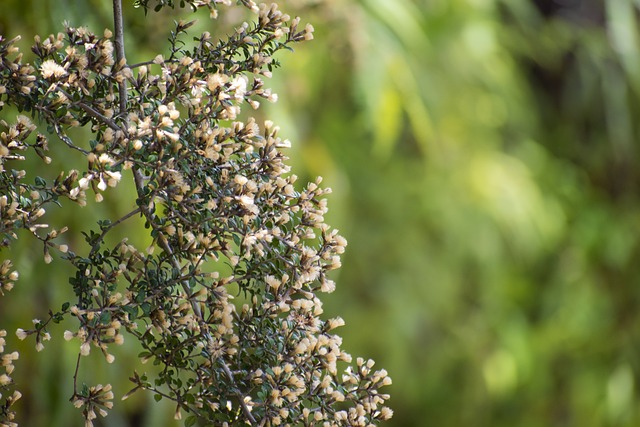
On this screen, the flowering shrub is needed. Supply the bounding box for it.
[0,1,391,426]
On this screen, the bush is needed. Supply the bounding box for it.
[0,1,391,425]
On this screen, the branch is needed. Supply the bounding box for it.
[71,352,82,398]
[112,0,127,118]
[52,121,90,155]
[89,207,142,256]
[56,87,124,134]
[111,1,257,424]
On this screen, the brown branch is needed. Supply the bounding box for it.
[71,352,82,398]
[56,87,124,134]
[89,206,143,256]
[51,121,90,155]
[112,0,127,118]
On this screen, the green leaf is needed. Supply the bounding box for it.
[123,305,138,320]
[141,302,152,316]
[99,310,111,324]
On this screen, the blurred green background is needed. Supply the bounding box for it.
[3,0,640,426]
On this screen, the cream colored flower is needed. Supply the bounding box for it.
[40,59,67,79]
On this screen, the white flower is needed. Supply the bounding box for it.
[97,177,107,191]
[238,195,255,209]
[80,341,91,356]
[104,171,121,187]
[98,153,114,165]
[234,175,248,186]
[15,329,28,340]
[40,59,67,79]
[0,373,10,385]
[102,40,114,63]
[230,75,248,100]
[207,73,228,91]
[379,406,394,420]
[265,275,280,291]
[321,279,336,293]
[191,81,206,98]
[275,139,291,148]
[78,175,92,190]
[327,317,345,330]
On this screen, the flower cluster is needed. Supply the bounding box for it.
[0,0,391,425]
[72,383,114,427]
[0,330,21,427]
[0,262,18,297]
[15,319,51,352]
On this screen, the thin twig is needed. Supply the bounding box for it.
[52,122,90,155]
[89,206,143,256]
[112,0,127,119]
[71,352,82,398]
[127,60,162,69]
[56,87,124,134]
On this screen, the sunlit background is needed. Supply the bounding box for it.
[2,0,640,426]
